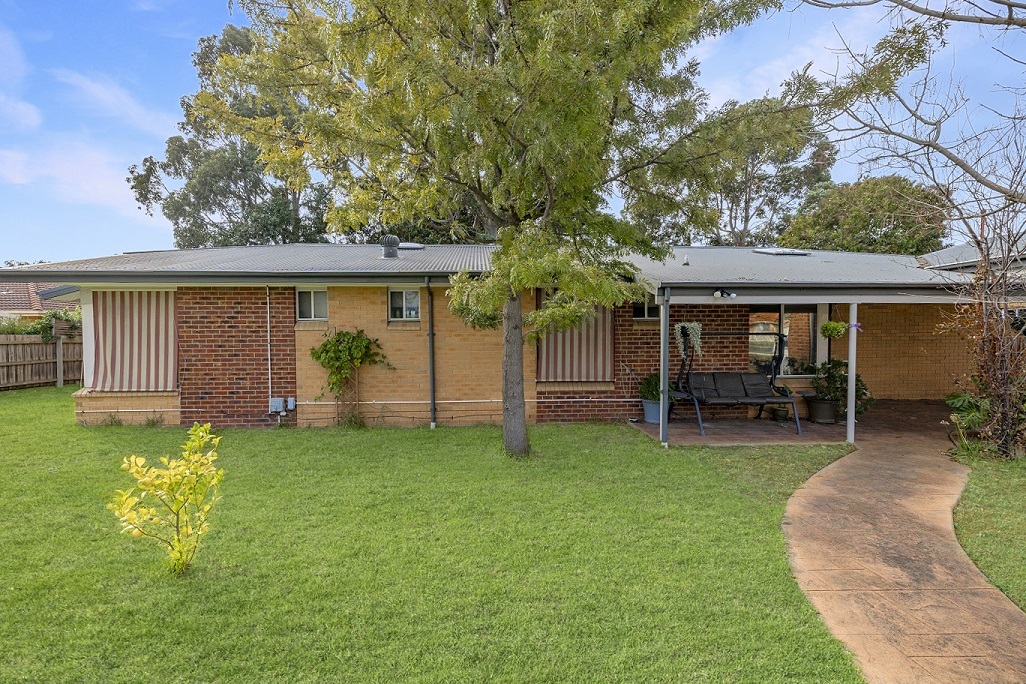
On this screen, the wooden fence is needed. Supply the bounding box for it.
[0,335,83,390]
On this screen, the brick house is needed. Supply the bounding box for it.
[0,243,970,438]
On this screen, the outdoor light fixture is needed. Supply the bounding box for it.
[712,288,737,299]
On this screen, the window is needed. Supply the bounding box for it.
[389,288,421,320]
[748,305,818,375]
[633,293,659,320]
[297,290,328,320]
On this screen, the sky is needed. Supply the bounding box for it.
[0,0,1017,263]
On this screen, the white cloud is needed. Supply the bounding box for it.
[0,94,41,130]
[697,8,890,108]
[0,26,41,131]
[0,138,149,220]
[51,69,178,139]
[0,149,30,184]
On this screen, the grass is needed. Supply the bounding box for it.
[955,455,1026,610]
[0,386,861,683]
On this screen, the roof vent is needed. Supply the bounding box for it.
[380,234,400,259]
[398,242,425,250]
[753,248,810,256]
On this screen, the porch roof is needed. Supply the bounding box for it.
[635,247,966,304]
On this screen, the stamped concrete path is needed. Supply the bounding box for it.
[783,401,1026,683]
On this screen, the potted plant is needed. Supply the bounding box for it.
[639,372,670,424]
[806,359,873,423]
[819,321,847,339]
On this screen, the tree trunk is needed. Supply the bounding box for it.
[502,292,530,456]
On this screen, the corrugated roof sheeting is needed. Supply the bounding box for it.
[633,247,961,288]
[0,244,496,277]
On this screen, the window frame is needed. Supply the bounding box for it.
[388,288,422,321]
[296,289,328,321]
[632,293,659,320]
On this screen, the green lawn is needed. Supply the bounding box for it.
[0,386,861,683]
[955,456,1026,610]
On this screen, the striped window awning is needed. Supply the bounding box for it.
[91,290,177,392]
[537,306,613,382]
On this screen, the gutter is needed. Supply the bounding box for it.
[0,271,466,284]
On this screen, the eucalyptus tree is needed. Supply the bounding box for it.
[196,0,779,455]
[663,95,836,246]
[129,25,332,248]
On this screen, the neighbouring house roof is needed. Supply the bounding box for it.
[920,243,982,270]
[0,281,75,316]
[0,243,497,283]
[0,243,965,302]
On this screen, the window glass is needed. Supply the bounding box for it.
[297,290,327,321]
[782,308,817,374]
[633,293,658,319]
[405,290,420,319]
[748,305,817,375]
[298,291,312,320]
[389,289,421,320]
[313,290,328,319]
[390,291,405,319]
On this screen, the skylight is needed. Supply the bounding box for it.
[753,248,811,256]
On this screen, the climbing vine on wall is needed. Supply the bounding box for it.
[310,329,390,397]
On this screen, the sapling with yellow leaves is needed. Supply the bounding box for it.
[109,423,225,575]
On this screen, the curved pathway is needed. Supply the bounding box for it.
[784,403,1026,683]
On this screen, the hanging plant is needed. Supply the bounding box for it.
[674,321,702,358]
[819,321,848,339]
[311,329,390,397]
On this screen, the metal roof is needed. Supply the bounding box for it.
[0,243,965,295]
[0,243,497,283]
[920,243,982,270]
[633,247,962,290]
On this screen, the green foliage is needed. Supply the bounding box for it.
[128,25,332,249]
[310,329,389,397]
[810,360,873,414]
[778,175,949,254]
[946,390,997,459]
[819,321,847,339]
[0,308,82,341]
[109,423,224,576]
[0,317,29,335]
[639,373,662,402]
[675,321,703,358]
[656,95,836,246]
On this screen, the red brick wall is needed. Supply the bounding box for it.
[535,304,750,422]
[176,287,297,427]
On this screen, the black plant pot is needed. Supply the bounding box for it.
[807,397,838,424]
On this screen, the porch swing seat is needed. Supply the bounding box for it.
[668,330,803,436]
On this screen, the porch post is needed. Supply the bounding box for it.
[846,302,858,444]
[659,287,670,448]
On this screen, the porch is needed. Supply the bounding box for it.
[633,399,950,447]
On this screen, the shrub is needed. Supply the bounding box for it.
[810,359,873,415]
[109,423,225,576]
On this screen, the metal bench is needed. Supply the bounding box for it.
[669,330,803,436]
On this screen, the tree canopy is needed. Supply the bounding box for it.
[778,175,949,254]
[129,25,332,249]
[198,0,786,454]
[645,95,836,246]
